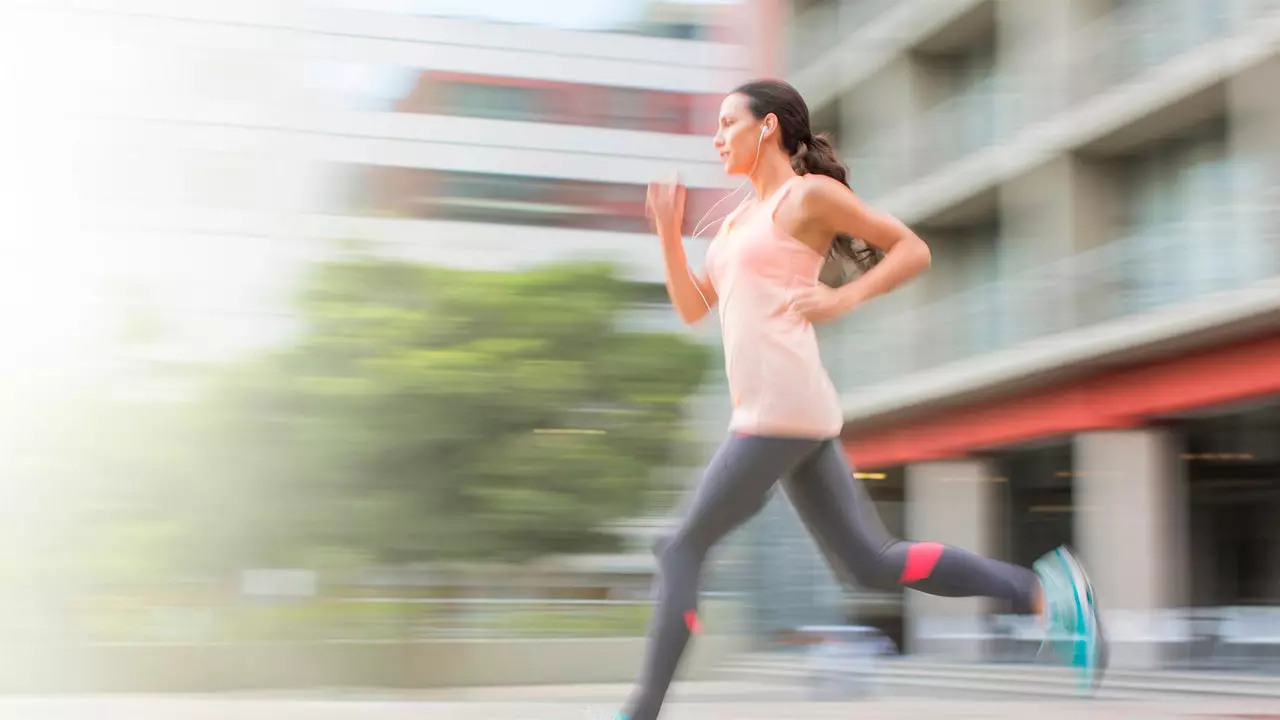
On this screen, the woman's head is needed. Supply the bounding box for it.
[715,78,881,276]
[715,79,811,175]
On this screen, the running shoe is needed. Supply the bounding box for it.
[1033,545,1108,694]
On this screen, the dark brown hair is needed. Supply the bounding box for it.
[732,79,882,278]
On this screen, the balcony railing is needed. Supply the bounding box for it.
[820,210,1278,388]
[913,72,1007,179]
[787,0,900,73]
[844,124,912,201]
[848,0,1279,198]
[1067,0,1277,105]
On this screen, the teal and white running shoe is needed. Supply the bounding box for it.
[1033,545,1108,694]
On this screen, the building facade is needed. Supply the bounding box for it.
[25,0,773,601]
[39,0,1280,669]
[59,0,758,362]
[771,0,1280,668]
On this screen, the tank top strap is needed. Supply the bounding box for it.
[766,175,803,220]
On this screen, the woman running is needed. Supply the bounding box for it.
[618,79,1106,720]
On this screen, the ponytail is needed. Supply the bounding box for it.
[791,132,882,283]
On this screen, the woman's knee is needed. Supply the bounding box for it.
[653,531,699,572]
[651,532,673,559]
[856,559,903,590]
[837,543,909,590]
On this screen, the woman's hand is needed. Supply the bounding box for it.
[788,283,855,323]
[646,177,686,239]
[649,173,716,324]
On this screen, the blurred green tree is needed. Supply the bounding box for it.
[152,257,711,568]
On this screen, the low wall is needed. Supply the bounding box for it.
[0,603,751,693]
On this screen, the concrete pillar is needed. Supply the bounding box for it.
[995,0,1114,116]
[998,158,1077,340]
[1074,429,1189,669]
[897,228,973,369]
[825,55,934,384]
[998,156,1119,271]
[998,154,1123,340]
[840,56,921,197]
[994,0,1129,320]
[905,459,997,660]
[996,0,1074,130]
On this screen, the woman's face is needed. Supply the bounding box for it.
[714,93,768,176]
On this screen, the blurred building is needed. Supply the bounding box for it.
[45,0,778,613]
[51,0,1280,671]
[769,0,1280,667]
[72,0,750,360]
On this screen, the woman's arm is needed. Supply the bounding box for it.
[660,232,718,324]
[649,181,718,325]
[788,176,931,322]
[811,175,931,309]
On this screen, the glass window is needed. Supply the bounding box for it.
[339,165,717,235]
[386,71,706,134]
[435,82,541,122]
[1117,120,1238,310]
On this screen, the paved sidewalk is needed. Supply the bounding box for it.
[2,696,1280,719]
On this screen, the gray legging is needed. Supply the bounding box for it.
[622,434,1038,720]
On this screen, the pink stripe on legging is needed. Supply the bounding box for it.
[899,542,944,584]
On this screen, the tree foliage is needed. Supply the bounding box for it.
[88,257,710,575]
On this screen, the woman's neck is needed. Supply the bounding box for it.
[749,152,798,201]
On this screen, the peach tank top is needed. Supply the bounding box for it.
[704,176,843,439]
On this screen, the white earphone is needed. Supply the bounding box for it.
[683,119,774,315]
[691,122,768,241]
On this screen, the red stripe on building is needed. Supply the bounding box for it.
[844,333,1280,470]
